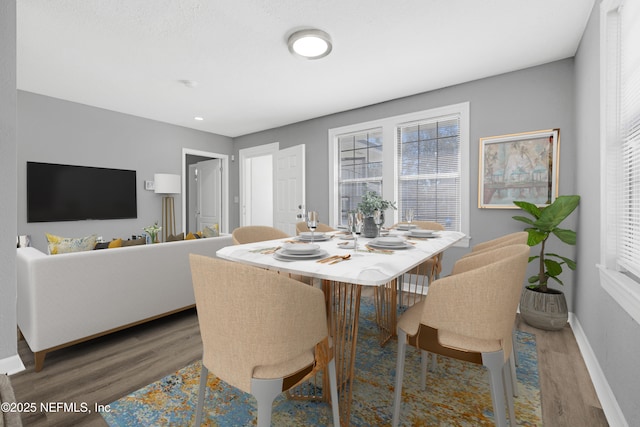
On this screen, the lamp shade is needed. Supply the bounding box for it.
[154,173,181,194]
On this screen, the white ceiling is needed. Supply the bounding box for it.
[17,0,594,138]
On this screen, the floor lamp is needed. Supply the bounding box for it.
[154,173,181,242]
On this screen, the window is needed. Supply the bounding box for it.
[600,0,640,323]
[397,116,461,231]
[337,129,383,224]
[329,103,469,245]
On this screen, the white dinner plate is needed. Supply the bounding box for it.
[409,229,436,238]
[367,242,414,250]
[281,243,320,254]
[299,232,325,239]
[396,224,418,230]
[297,235,331,242]
[273,249,328,261]
[371,237,405,247]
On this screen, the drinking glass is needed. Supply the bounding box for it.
[348,212,356,252]
[307,211,318,242]
[354,211,364,253]
[405,208,415,224]
[373,209,384,237]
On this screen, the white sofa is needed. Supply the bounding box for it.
[17,234,233,371]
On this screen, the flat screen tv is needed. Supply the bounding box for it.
[27,162,138,222]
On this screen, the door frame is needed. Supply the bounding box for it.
[239,142,279,227]
[182,148,229,234]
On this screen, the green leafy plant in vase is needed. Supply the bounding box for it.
[144,221,162,244]
[357,191,397,237]
[512,194,580,330]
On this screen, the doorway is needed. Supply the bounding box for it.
[239,143,306,235]
[182,148,229,234]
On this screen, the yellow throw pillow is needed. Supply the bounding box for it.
[108,238,123,248]
[46,233,98,255]
[186,232,200,240]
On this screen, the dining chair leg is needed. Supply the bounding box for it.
[327,359,341,426]
[392,330,408,427]
[482,351,508,427]
[251,377,283,427]
[503,359,516,426]
[194,364,209,426]
[420,350,429,390]
[510,352,518,397]
[512,328,519,366]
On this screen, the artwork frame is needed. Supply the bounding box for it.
[478,128,560,209]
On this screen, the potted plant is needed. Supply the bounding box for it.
[512,194,580,330]
[144,221,162,244]
[357,191,397,237]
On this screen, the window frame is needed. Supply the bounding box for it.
[599,0,640,324]
[328,102,470,247]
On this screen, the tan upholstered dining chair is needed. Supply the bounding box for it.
[189,255,340,427]
[457,231,530,395]
[466,231,528,256]
[392,244,530,427]
[398,221,446,306]
[295,221,335,234]
[231,225,289,245]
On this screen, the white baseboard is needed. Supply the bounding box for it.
[569,312,628,427]
[0,354,25,375]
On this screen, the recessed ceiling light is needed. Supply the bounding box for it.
[288,29,332,60]
[179,80,198,88]
[194,116,204,121]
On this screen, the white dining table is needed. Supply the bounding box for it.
[216,229,465,425]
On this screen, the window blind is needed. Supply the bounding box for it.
[337,129,383,224]
[396,115,461,230]
[619,0,640,278]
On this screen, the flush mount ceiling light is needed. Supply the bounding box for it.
[287,29,332,60]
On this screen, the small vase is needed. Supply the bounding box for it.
[363,217,378,238]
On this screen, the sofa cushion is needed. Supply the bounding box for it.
[167,233,185,242]
[122,237,146,247]
[46,233,98,255]
[186,232,201,240]
[203,225,219,238]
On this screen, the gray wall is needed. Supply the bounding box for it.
[17,91,234,253]
[0,0,17,366]
[233,59,578,305]
[575,3,640,423]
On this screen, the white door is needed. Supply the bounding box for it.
[274,144,305,235]
[196,159,222,231]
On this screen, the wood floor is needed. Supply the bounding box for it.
[11,307,609,426]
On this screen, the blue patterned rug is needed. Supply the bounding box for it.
[102,300,541,426]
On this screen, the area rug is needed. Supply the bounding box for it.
[102,300,542,426]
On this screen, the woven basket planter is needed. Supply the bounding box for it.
[520,286,568,331]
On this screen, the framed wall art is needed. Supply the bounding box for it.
[478,128,560,209]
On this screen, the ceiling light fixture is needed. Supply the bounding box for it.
[287,29,332,60]
[194,116,204,121]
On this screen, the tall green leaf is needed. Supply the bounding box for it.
[513,200,542,219]
[553,228,577,245]
[534,195,580,231]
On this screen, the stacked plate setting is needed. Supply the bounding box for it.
[297,231,330,242]
[407,229,437,238]
[396,223,418,231]
[367,236,413,250]
[274,243,328,261]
